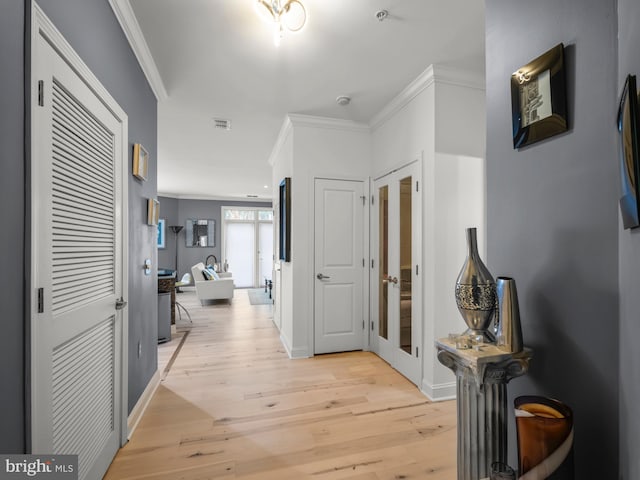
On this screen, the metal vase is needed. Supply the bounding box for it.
[495,277,523,353]
[454,227,496,341]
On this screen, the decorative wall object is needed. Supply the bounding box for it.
[495,276,523,353]
[454,227,496,341]
[279,177,291,262]
[147,198,159,226]
[515,396,574,479]
[157,218,166,248]
[617,74,640,229]
[511,43,568,149]
[132,143,149,181]
[185,219,215,247]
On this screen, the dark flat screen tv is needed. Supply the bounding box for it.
[618,74,640,229]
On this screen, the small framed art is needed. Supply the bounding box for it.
[133,143,149,181]
[511,43,568,149]
[157,218,166,248]
[147,198,159,226]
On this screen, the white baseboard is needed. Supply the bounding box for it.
[421,379,457,402]
[279,333,310,359]
[127,369,160,439]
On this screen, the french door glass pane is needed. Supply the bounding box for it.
[226,223,255,288]
[259,222,274,283]
[399,176,412,354]
[379,185,389,340]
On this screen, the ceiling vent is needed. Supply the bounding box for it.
[213,118,231,130]
[246,194,259,198]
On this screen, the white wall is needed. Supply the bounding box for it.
[434,71,486,158]
[270,115,371,358]
[270,124,294,353]
[269,65,486,400]
[371,65,486,400]
[426,152,486,395]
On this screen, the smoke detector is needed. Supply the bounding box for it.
[336,95,351,106]
[375,9,389,21]
[213,118,231,130]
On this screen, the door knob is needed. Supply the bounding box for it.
[316,273,331,280]
[387,276,398,284]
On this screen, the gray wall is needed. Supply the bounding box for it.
[618,1,640,477]
[485,1,619,477]
[36,0,158,414]
[158,197,272,279]
[0,0,27,453]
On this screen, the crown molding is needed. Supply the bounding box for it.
[157,192,273,202]
[288,113,370,132]
[267,116,294,167]
[268,114,370,166]
[109,0,168,101]
[369,65,436,131]
[432,64,485,91]
[370,64,485,130]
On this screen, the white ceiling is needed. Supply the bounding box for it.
[128,0,486,201]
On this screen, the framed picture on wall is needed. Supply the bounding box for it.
[618,74,640,229]
[157,218,166,248]
[279,177,291,262]
[133,143,149,181]
[511,43,568,149]
[147,198,159,226]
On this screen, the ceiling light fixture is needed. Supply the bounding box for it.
[256,0,307,47]
[336,95,351,106]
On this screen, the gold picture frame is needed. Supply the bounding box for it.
[133,143,149,181]
[147,198,159,226]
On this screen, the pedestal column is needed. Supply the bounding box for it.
[436,340,532,480]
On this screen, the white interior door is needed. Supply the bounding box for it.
[32,14,127,480]
[371,162,422,385]
[314,179,365,354]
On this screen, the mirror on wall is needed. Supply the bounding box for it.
[186,219,215,247]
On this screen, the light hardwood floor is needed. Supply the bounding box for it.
[105,289,457,479]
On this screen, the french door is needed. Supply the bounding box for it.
[222,207,273,288]
[371,162,422,385]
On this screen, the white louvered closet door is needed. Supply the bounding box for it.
[33,26,126,480]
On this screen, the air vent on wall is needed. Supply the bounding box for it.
[246,195,259,198]
[213,118,231,130]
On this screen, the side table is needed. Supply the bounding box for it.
[436,339,532,480]
[158,271,176,325]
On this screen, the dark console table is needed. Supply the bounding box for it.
[158,269,176,325]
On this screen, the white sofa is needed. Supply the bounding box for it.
[191,262,234,303]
